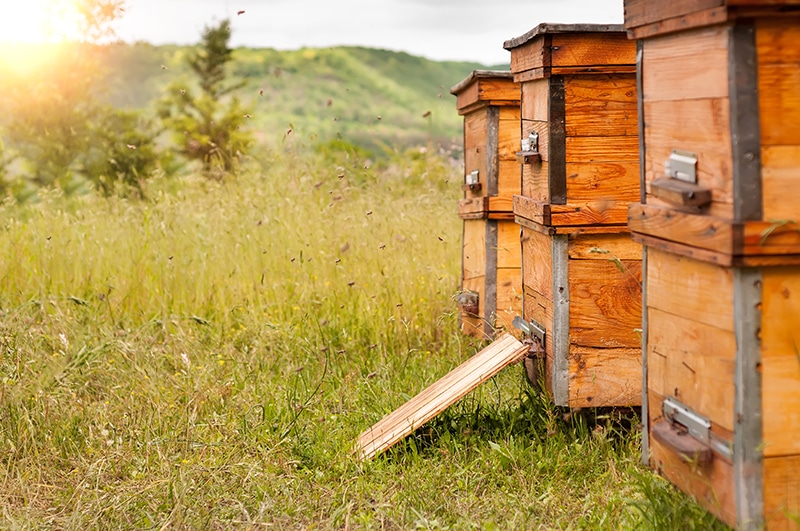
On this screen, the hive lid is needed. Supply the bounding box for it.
[449,69,514,95]
[503,22,626,50]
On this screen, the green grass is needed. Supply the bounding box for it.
[0,147,727,529]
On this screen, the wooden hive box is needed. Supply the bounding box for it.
[504,24,643,408]
[625,1,800,528]
[451,70,522,338]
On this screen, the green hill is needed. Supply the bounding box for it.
[101,43,507,153]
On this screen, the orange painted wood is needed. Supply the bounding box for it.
[355,334,529,460]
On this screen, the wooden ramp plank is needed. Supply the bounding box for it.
[355,333,528,461]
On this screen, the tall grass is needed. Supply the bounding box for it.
[0,147,725,529]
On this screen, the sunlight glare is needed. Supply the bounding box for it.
[0,0,83,44]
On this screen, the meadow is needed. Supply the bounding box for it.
[0,139,731,529]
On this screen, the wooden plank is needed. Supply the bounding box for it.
[627,6,730,40]
[498,107,522,164]
[641,25,730,102]
[521,158,549,202]
[463,110,488,199]
[565,162,640,203]
[453,72,519,114]
[550,202,632,226]
[763,455,800,530]
[568,346,641,407]
[521,226,553,301]
[461,219,486,336]
[521,80,550,122]
[495,267,522,335]
[355,334,529,460]
[646,247,735,330]
[758,63,800,146]
[568,257,642,348]
[643,99,733,212]
[568,232,642,260]
[565,136,640,163]
[513,194,550,225]
[550,32,635,68]
[458,197,488,220]
[509,35,548,76]
[550,65,637,76]
[647,307,736,432]
[497,160,521,202]
[762,146,800,222]
[628,203,738,255]
[633,232,736,266]
[623,0,726,29]
[742,219,800,257]
[761,267,800,458]
[564,75,638,137]
[650,178,713,208]
[496,220,521,269]
[756,17,800,65]
[487,195,514,214]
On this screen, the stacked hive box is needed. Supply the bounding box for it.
[451,71,522,339]
[504,24,642,408]
[625,1,800,528]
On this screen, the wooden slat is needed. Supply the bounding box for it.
[495,267,522,334]
[521,79,550,122]
[758,63,800,147]
[564,75,638,137]
[496,220,521,269]
[763,455,800,530]
[461,219,486,337]
[568,232,642,260]
[355,334,529,460]
[628,203,738,255]
[565,162,640,203]
[568,346,642,407]
[520,225,554,301]
[568,257,642,348]
[762,146,800,222]
[497,160,521,202]
[565,136,640,163]
[761,267,800,458]
[623,0,726,29]
[550,32,635,68]
[463,110,488,200]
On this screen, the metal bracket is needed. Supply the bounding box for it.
[513,316,545,345]
[663,397,733,462]
[516,131,541,164]
[664,150,698,183]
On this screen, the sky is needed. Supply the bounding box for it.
[114,0,624,65]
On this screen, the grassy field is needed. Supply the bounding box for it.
[0,145,726,529]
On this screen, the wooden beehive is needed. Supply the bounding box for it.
[504,24,643,408]
[451,70,522,338]
[625,2,800,528]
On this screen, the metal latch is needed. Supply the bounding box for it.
[662,397,733,461]
[513,316,546,357]
[664,150,697,183]
[516,131,541,164]
[466,170,479,186]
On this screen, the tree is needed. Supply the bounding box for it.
[0,0,162,198]
[158,19,254,177]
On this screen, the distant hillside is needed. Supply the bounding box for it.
[101,43,507,153]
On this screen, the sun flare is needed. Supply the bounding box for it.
[0,0,83,45]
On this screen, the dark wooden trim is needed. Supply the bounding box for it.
[484,220,498,337]
[486,106,500,197]
[548,76,567,204]
[729,21,762,222]
[636,39,647,205]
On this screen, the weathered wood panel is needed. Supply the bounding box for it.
[647,307,736,432]
[461,219,486,336]
[568,257,642,348]
[628,203,738,255]
[565,162,640,203]
[497,160,522,201]
[568,232,642,260]
[647,248,735,331]
[497,220,521,269]
[521,80,550,122]
[564,136,640,163]
[463,110,488,199]
[564,75,638,137]
[550,33,635,68]
[521,160,550,202]
[521,226,553,301]
[641,25,730,102]
[761,267,800,458]
[762,146,800,222]
[495,267,522,334]
[509,36,549,76]
[524,287,555,397]
[355,334,529,460]
[624,0,725,29]
[763,455,800,530]
[569,346,641,407]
